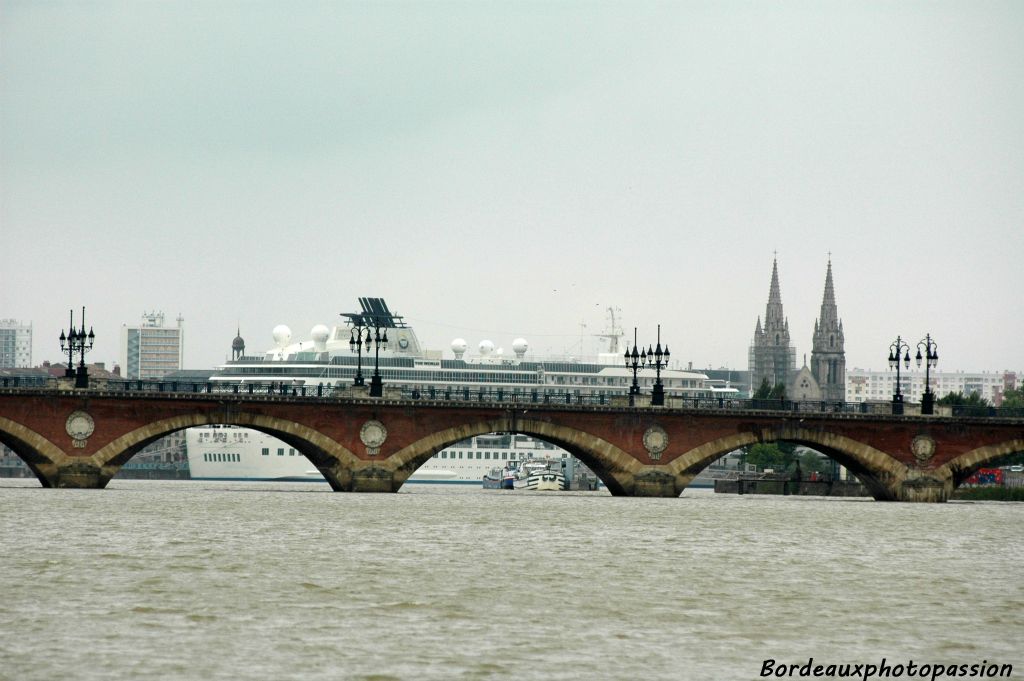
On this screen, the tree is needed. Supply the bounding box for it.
[753,377,787,401]
[743,443,796,470]
[1000,387,1024,410]
[753,377,772,399]
[937,391,989,407]
[799,450,832,475]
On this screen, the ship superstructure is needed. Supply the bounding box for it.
[187,298,719,484]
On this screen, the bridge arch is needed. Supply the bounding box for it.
[939,438,1024,487]
[91,412,361,491]
[0,416,72,487]
[666,425,909,500]
[387,416,645,495]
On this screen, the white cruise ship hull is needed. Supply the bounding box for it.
[186,428,323,481]
[185,427,555,485]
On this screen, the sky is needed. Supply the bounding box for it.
[2,1,1022,375]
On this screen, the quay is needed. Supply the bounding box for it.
[714,475,868,497]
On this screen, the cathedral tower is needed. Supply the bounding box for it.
[748,257,796,394]
[810,259,846,401]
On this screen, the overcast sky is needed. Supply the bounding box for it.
[2,1,1022,375]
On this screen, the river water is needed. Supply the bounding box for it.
[0,480,1020,681]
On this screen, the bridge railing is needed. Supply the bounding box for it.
[398,386,613,406]
[951,404,1024,418]
[3,377,1022,418]
[0,376,50,389]
[114,380,343,398]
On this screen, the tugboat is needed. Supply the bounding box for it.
[482,466,515,490]
[511,458,567,491]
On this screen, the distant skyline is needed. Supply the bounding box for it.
[2,2,1022,374]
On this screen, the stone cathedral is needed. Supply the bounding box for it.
[748,257,846,401]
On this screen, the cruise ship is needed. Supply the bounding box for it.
[186,298,728,486]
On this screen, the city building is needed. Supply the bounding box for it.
[846,369,1018,406]
[748,257,845,400]
[120,312,184,380]
[0,319,32,368]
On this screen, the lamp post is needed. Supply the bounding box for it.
[647,324,670,406]
[916,333,938,415]
[367,316,389,398]
[887,335,910,415]
[623,327,646,406]
[59,307,95,389]
[347,318,368,386]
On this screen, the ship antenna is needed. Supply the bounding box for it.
[594,306,623,354]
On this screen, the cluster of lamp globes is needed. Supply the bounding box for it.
[624,339,670,369]
[887,334,939,371]
[350,326,388,351]
[887,333,939,414]
[58,307,96,388]
[59,326,95,354]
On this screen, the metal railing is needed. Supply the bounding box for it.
[2,376,1022,418]
[0,376,50,389]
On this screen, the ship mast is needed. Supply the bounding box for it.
[595,307,624,354]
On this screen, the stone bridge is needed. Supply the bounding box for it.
[1,387,1022,502]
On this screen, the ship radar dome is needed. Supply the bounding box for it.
[311,324,330,352]
[512,338,528,358]
[478,340,495,356]
[272,325,292,349]
[231,328,246,360]
[451,338,468,360]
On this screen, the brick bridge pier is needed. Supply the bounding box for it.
[1,387,1022,502]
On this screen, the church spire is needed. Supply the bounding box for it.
[810,256,845,401]
[749,255,795,395]
[762,255,788,342]
[821,257,836,309]
[766,256,783,324]
[814,257,840,334]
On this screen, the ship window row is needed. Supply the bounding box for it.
[433,451,539,460]
[229,367,540,383]
[220,367,703,392]
[261,447,297,456]
[203,453,239,462]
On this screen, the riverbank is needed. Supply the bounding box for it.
[952,486,1024,501]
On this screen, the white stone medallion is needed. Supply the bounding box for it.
[65,410,95,448]
[642,425,669,461]
[360,420,388,456]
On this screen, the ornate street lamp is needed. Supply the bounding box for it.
[916,333,938,415]
[647,324,670,406]
[623,327,646,407]
[345,309,389,397]
[366,316,389,398]
[348,321,369,387]
[887,335,910,415]
[350,323,370,382]
[59,307,95,389]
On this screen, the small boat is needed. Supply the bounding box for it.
[482,466,515,490]
[512,459,567,491]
